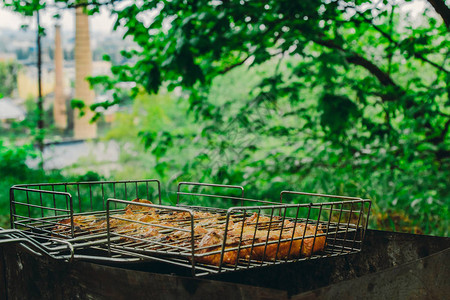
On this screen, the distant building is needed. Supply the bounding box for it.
[17,66,55,100]
[74,6,97,139]
[54,24,68,129]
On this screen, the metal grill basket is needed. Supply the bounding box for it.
[7,180,371,277]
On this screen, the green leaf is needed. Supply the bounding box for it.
[71,99,86,117]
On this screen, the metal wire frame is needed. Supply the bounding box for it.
[106,198,198,273]
[104,185,371,277]
[280,191,372,244]
[177,181,245,206]
[176,181,284,209]
[9,179,162,240]
[0,227,146,265]
[0,227,75,261]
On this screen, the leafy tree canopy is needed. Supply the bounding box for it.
[2,0,449,234]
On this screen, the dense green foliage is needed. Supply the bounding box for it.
[0,61,20,98]
[107,63,449,235]
[0,141,45,227]
[1,0,449,235]
[98,0,449,235]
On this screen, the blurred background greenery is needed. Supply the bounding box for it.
[0,0,448,236]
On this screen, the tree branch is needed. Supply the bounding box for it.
[345,55,399,87]
[430,118,450,161]
[427,0,450,28]
[441,118,450,140]
[66,0,119,9]
[217,19,286,75]
[218,54,251,74]
[356,10,449,73]
[314,38,402,91]
[427,117,450,145]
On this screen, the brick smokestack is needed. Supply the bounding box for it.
[53,24,67,129]
[74,6,97,139]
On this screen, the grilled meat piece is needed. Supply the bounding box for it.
[195,215,326,265]
[53,199,326,267]
[125,199,155,213]
[196,229,245,265]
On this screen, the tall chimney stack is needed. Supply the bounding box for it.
[53,24,67,129]
[74,6,97,139]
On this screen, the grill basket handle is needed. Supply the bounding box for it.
[0,228,75,262]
